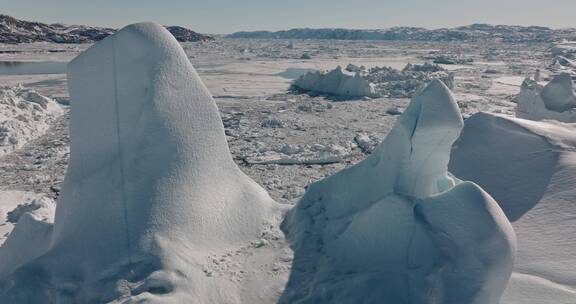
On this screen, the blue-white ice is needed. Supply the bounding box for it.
[281,80,516,304]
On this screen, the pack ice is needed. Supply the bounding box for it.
[515,73,576,122]
[450,113,576,303]
[281,80,516,304]
[0,85,63,157]
[0,23,286,303]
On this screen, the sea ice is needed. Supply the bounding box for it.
[0,85,63,157]
[242,142,351,165]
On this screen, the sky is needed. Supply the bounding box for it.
[4,0,576,34]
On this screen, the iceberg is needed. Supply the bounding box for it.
[449,113,576,303]
[515,73,576,122]
[281,80,516,304]
[292,63,454,99]
[293,66,376,98]
[0,22,284,303]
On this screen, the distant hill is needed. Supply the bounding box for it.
[0,14,214,44]
[228,24,576,43]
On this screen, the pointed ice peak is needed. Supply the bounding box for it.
[541,73,576,112]
[67,22,232,174]
[394,79,463,198]
[400,79,462,134]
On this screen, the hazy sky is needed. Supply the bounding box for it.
[4,0,576,34]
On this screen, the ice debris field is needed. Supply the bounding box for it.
[0,21,574,304]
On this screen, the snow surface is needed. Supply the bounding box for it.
[449,113,576,303]
[0,190,53,245]
[515,73,576,122]
[281,80,516,304]
[0,22,287,303]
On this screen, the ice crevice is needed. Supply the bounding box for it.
[110,32,135,269]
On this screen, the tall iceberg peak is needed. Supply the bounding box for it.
[0,22,282,303]
[393,79,463,198]
[281,80,515,304]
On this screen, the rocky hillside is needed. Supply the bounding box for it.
[228,24,576,43]
[0,14,213,43]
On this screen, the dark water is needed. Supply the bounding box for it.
[0,61,67,75]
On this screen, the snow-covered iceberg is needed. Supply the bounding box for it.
[0,22,285,303]
[449,113,576,303]
[293,66,376,98]
[515,73,576,122]
[281,80,516,304]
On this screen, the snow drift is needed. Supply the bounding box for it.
[449,113,576,303]
[0,22,284,303]
[281,80,516,304]
[515,73,576,122]
[293,66,376,98]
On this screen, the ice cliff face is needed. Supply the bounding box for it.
[0,22,282,303]
[281,80,516,304]
[515,73,576,122]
